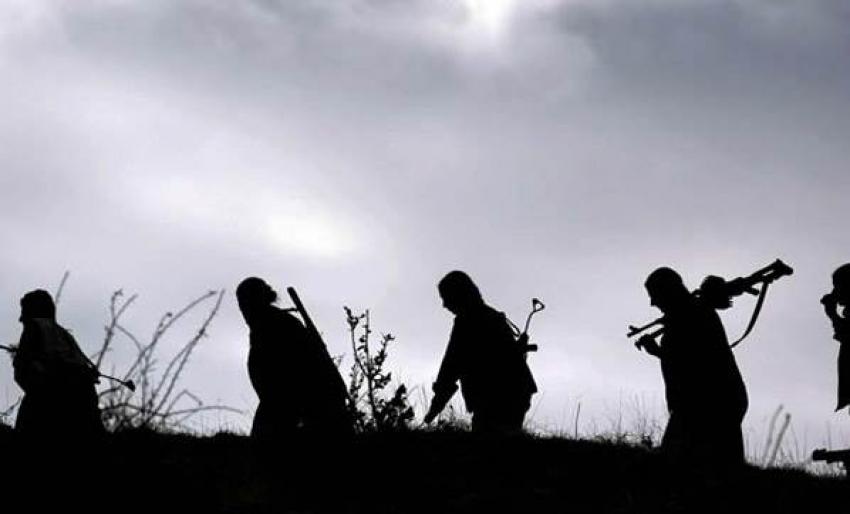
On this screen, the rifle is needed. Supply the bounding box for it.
[1,343,136,391]
[95,373,136,392]
[813,448,850,469]
[285,286,353,420]
[628,259,794,350]
[286,286,331,353]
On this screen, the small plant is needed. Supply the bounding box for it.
[344,307,414,432]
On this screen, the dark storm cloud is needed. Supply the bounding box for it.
[558,1,850,87]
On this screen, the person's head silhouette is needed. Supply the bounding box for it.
[832,264,850,305]
[438,271,483,315]
[645,267,690,314]
[19,289,55,322]
[236,277,278,326]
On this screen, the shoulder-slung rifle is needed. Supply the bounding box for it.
[286,286,332,354]
[627,259,793,350]
[1,342,135,391]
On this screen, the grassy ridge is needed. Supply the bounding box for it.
[0,427,846,513]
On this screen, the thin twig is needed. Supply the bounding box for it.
[574,402,582,439]
[762,405,783,465]
[152,291,224,415]
[54,271,70,306]
[769,413,792,467]
[95,291,138,368]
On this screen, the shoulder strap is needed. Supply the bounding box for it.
[505,316,521,337]
[729,282,770,349]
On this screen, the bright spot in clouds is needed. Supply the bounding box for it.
[130,175,359,260]
[462,0,517,38]
[265,214,357,260]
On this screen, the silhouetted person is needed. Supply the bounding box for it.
[423,271,537,434]
[822,263,850,412]
[237,277,352,445]
[9,290,108,510]
[12,290,104,443]
[636,268,748,469]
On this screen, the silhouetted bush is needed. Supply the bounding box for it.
[344,307,414,432]
[96,289,239,431]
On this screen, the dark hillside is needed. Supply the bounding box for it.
[0,427,845,513]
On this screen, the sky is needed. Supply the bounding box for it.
[1,0,849,459]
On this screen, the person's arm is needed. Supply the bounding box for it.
[60,327,100,383]
[12,322,47,393]
[832,315,850,343]
[247,318,293,403]
[423,321,463,423]
[822,294,850,342]
[636,334,664,358]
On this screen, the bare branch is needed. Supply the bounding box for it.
[53,271,70,306]
[152,290,224,415]
[95,291,138,368]
[95,288,236,432]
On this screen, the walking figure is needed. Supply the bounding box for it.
[12,289,104,442]
[635,268,748,468]
[822,263,850,412]
[236,277,352,444]
[423,271,537,434]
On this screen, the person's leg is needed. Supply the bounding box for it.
[660,412,689,467]
[471,407,526,436]
[708,419,746,471]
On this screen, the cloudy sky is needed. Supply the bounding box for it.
[1,0,849,457]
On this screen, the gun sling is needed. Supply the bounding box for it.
[729,281,770,349]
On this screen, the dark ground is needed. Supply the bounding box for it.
[0,424,846,513]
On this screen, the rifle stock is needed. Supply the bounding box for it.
[812,448,850,465]
[2,342,134,390]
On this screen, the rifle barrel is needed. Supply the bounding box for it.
[627,318,664,338]
[287,287,314,331]
[286,287,330,352]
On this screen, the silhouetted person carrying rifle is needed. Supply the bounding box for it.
[236,277,352,445]
[12,289,104,443]
[10,291,107,514]
[635,268,748,469]
[423,271,537,434]
[822,263,850,412]
[807,264,850,475]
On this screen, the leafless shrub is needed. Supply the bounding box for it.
[97,289,241,431]
[344,306,414,432]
